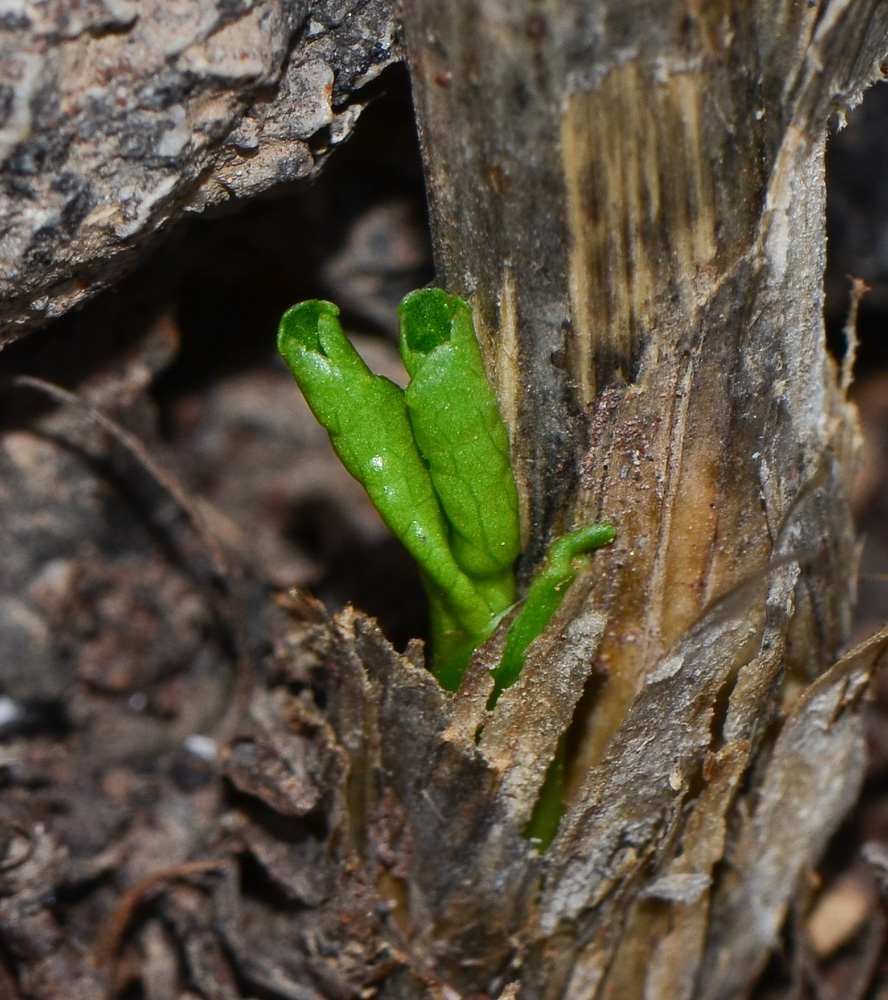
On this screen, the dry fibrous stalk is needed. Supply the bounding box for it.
[318,1,888,997]
[308,608,888,1000]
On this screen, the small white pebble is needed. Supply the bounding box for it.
[184,734,218,762]
[0,697,23,728]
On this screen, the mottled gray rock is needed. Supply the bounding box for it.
[0,0,401,340]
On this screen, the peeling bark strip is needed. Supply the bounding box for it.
[365,1,888,997]
[0,0,400,340]
[315,613,888,1000]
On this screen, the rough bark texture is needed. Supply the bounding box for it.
[0,0,400,340]
[347,1,887,997]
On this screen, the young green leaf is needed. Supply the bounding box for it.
[277,300,493,639]
[398,289,520,614]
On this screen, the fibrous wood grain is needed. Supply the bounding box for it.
[0,0,400,340]
[350,1,888,997]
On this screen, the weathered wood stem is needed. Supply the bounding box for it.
[356,2,888,996]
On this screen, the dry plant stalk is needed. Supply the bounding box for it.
[287,3,888,999]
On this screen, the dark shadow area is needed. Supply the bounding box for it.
[284,496,427,649]
[826,80,888,371]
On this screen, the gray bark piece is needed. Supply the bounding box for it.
[0,0,400,341]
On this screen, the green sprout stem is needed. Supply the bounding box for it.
[278,292,615,696]
[488,522,616,707]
